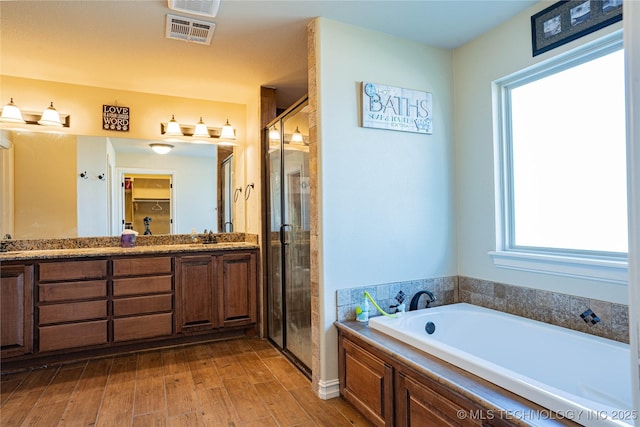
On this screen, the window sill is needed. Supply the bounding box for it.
[488,250,628,285]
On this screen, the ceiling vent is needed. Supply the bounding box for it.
[167,0,220,18]
[165,14,215,45]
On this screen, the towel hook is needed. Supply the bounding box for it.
[244,183,254,200]
[233,187,242,203]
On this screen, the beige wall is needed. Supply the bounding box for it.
[0,75,247,143]
[13,132,77,238]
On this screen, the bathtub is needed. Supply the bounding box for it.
[368,303,633,427]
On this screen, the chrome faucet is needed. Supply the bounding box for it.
[409,290,437,311]
[224,221,233,232]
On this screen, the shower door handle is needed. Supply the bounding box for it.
[279,223,291,246]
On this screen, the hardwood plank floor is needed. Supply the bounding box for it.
[0,338,373,427]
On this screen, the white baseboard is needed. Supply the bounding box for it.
[317,378,340,400]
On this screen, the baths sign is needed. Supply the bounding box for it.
[361,82,432,135]
[103,104,130,132]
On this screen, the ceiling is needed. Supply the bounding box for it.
[0,0,538,110]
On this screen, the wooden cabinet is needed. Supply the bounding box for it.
[175,255,218,333]
[338,331,562,427]
[2,248,259,367]
[175,250,258,334]
[37,260,108,352]
[219,251,257,328]
[112,256,173,342]
[339,334,394,427]
[1,264,34,358]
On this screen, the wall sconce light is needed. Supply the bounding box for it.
[0,98,25,123]
[160,116,236,141]
[193,117,210,138]
[269,125,280,141]
[291,126,304,144]
[163,114,183,137]
[150,143,174,154]
[38,102,63,127]
[220,119,236,140]
[0,98,70,127]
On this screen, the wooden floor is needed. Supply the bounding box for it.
[0,337,373,427]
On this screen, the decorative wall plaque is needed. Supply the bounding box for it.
[361,82,432,135]
[103,104,130,131]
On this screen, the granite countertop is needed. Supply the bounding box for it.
[0,242,259,262]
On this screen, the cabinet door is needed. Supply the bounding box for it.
[175,255,217,333]
[218,251,257,328]
[339,335,394,427]
[1,265,34,358]
[397,370,486,427]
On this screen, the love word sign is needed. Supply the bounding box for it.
[103,105,130,132]
[361,82,432,135]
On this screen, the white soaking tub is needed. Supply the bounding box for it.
[368,303,633,427]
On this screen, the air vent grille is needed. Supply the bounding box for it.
[166,14,215,45]
[167,0,220,18]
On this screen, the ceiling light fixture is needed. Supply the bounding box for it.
[37,102,63,127]
[0,98,25,123]
[150,143,174,154]
[219,119,236,140]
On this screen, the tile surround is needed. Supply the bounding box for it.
[336,275,629,344]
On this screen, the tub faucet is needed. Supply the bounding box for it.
[409,290,437,311]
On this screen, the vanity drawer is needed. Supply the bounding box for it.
[113,276,172,296]
[113,257,172,277]
[113,313,172,342]
[113,294,172,317]
[38,280,107,303]
[39,260,107,282]
[39,300,107,324]
[39,320,108,352]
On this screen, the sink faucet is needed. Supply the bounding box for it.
[0,234,11,253]
[203,230,217,244]
[409,290,437,311]
[224,221,233,232]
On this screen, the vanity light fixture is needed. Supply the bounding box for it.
[0,98,25,123]
[268,126,280,141]
[291,126,304,144]
[164,115,183,137]
[38,102,64,127]
[160,117,236,141]
[192,117,210,138]
[219,119,236,140]
[150,143,174,154]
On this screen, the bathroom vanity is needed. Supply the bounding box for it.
[0,241,258,371]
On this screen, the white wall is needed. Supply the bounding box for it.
[77,136,109,237]
[115,152,217,234]
[453,3,626,304]
[315,18,456,384]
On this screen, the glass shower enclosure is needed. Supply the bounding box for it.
[265,98,311,375]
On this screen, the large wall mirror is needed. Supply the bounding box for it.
[0,129,239,240]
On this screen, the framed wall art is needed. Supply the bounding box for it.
[531,0,622,57]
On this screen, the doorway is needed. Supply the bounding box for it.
[264,98,311,375]
[118,170,174,235]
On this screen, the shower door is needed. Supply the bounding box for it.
[266,98,311,374]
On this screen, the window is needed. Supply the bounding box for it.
[491,33,628,284]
